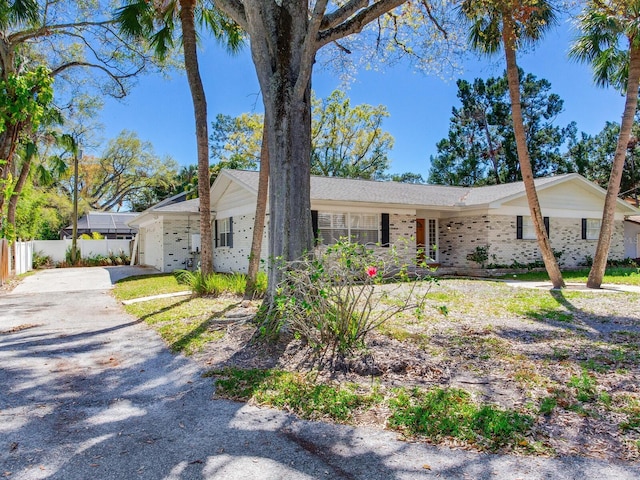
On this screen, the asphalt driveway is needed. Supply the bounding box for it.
[1,266,639,479]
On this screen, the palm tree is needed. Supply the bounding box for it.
[116,0,242,275]
[570,0,640,288]
[460,0,565,289]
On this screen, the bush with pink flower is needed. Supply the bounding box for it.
[268,239,435,355]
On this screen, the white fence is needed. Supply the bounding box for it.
[14,240,34,275]
[3,239,132,277]
[32,239,132,264]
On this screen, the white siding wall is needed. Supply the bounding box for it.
[162,217,201,272]
[624,221,640,259]
[213,214,268,274]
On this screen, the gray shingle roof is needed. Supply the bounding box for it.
[153,198,199,213]
[222,169,577,208]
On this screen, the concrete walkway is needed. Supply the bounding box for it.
[501,279,640,294]
[1,267,639,479]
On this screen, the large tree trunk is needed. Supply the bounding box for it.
[587,47,640,288]
[245,121,269,299]
[503,18,564,289]
[247,3,314,303]
[179,0,214,275]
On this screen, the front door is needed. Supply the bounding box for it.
[416,218,438,263]
[416,218,426,260]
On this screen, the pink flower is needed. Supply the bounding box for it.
[366,266,378,278]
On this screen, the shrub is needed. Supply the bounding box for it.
[64,245,81,266]
[175,269,255,297]
[32,250,53,269]
[268,239,435,354]
[467,245,489,267]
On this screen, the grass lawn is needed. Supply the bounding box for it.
[113,273,243,355]
[113,273,189,300]
[115,273,640,459]
[505,266,640,285]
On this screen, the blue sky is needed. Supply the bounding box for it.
[99,18,626,179]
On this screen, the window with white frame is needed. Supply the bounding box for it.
[318,212,379,245]
[585,218,601,240]
[521,216,536,240]
[218,218,232,247]
[517,215,549,240]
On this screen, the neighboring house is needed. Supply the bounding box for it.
[128,170,640,273]
[625,216,640,260]
[61,211,139,240]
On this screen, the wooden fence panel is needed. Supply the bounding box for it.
[0,239,8,286]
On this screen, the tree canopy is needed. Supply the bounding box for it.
[209,90,397,181]
[429,70,568,186]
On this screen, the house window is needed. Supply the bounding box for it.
[317,212,379,245]
[217,217,233,247]
[517,215,549,240]
[582,218,601,240]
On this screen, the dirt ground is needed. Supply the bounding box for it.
[190,279,640,462]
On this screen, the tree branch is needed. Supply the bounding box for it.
[321,0,369,30]
[8,20,117,44]
[294,0,330,100]
[50,61,143,98]
[317,0,406,49]
[213,0,249,31]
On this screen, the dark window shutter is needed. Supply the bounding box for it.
[544,217,550,237]
[516,216,523,239]
[381,213,390,247]
[214,220,219,247]
[581,218,587,240]
[228,217,233,248]
[311,210,318,243]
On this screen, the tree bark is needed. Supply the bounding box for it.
[587,46,640,288]
[245,121,269,299]
[502,17,564,288]
[179,0,213,275]
[247,2,315,303]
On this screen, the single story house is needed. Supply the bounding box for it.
[128,169,640,273]
[61,211,139,240]
[625,215,640,260]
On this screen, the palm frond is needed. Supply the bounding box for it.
[0,0,39,30]
[569,0,640,92]
[199,7,245,54]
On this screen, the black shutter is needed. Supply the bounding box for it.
[311,210,319,243]
[381,213,390,247]
[214,219,219,247]
[544,217,550,237]
[516,216,523,239]
[581,218,587,240]
[228,217,233,248]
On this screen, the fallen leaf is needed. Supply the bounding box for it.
[422,464,431,470]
